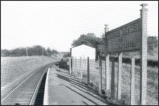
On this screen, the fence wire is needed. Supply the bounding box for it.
[70,56,158,105]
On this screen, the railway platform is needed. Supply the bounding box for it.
[43,66,109,105]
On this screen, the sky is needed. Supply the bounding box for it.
[1,1,158,52]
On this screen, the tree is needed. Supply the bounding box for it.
[51,49,58,54]
[72,33,104,48]
[147,36,158,50]
[147,36,158,55]
[1,49,9,56]
[28,45,43,56]
[1,45,59,57]
[9,48,26,56]
[46,47,52,56]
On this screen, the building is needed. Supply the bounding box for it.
[71,44,96,59]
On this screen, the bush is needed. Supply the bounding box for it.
[58,58,69,70]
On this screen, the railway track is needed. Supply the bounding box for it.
[1,66,49,105]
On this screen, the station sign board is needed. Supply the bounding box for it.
[106,18,142,53]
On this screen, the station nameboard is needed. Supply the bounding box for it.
[106,18,142,53]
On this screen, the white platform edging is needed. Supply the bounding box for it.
[43,67,50,105]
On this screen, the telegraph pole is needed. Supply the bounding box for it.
[42,47,43,56]
[26,47,28,56]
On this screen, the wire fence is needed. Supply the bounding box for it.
[71,57,106,92]
[69,56,158,105]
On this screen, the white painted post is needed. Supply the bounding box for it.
[74,57,76,75]
[71,57,73,73]
[87,57,90,84]
[106,54,110,84]
[80,57,82,79]
[130,57,135,105]
[69,48,72,75]
[69,57,72,75]
[104,25,111,94]
[140,3,148,105]
[106,54,110,92]
[101,58,102,90]
[77,57,79,77]
[42,48,43,56]
[111,60,115,99]
[104,60,106,90]
[99,56,102,95]
[117,52,122,100]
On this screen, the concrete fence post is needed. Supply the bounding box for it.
[117,52,122,100]
[130,57,135,105]
[69,57,72,75]
[111,60,115,99]
[80,57,82,79]
[99,56,102,95]
[87,57,90,84]
[105,54,110,95]
[71,57,73,74]
[104,60,106,90]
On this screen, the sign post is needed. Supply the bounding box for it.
[140,4,148,105]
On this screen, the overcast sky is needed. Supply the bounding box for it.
[1,1,158,52]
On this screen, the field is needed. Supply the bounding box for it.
[71,58,158,105]
[1,56,57,88]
